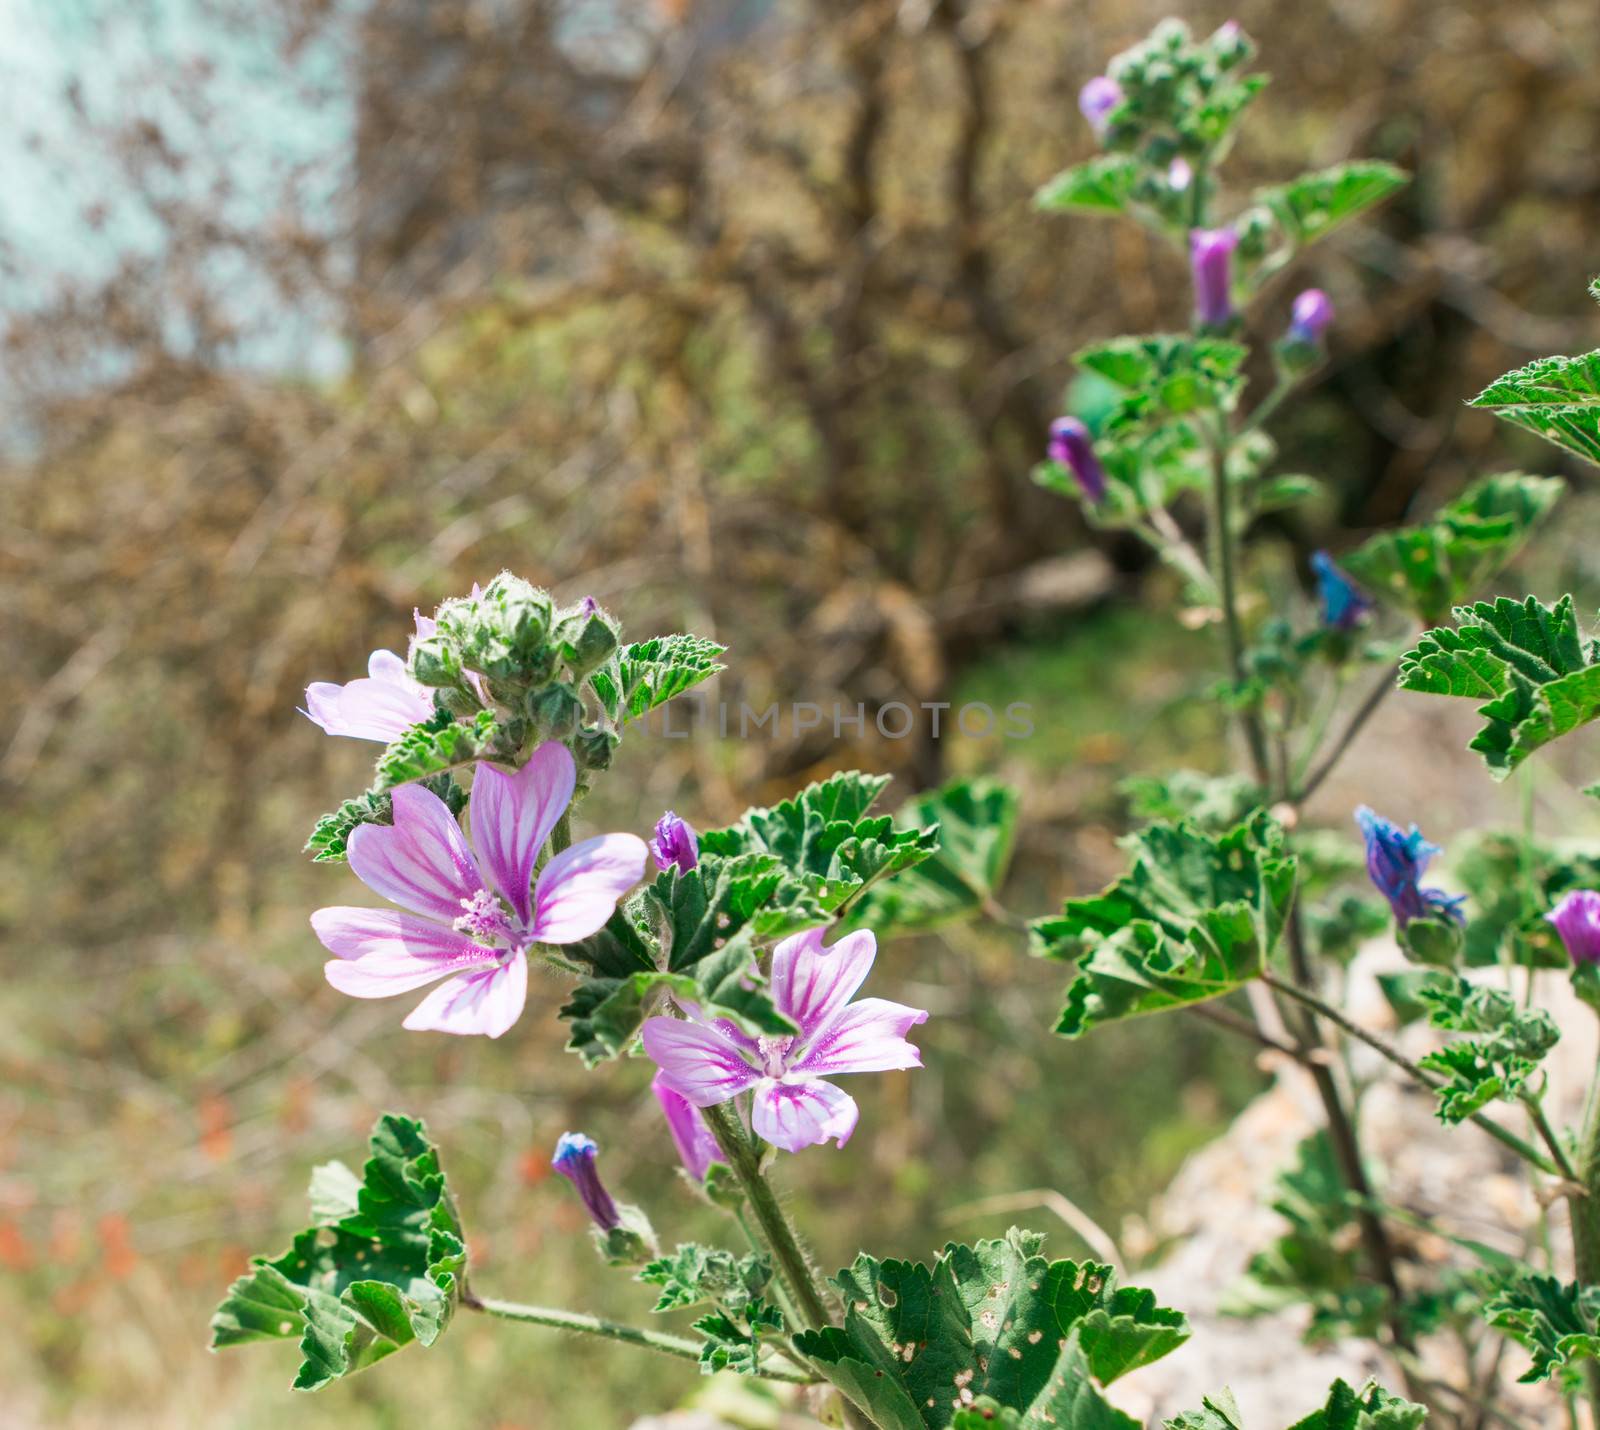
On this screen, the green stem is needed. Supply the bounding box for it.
[1206,421,1270,789]
[1259,969,1561,1177]
[551,810,573,855]
[465,1295,813,1383]
[699,1101,831,1332]
[1570,1055,1600,1417]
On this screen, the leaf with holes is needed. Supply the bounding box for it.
[793,1229,1187,1429]
[1398,594,1600,778]
[210,1114,465,1390]
[1165,1380,1425,1430]
[1340,472,1563,624]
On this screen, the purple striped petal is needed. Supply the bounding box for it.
[348,783,484,922]
[470,744,576,922]
[302,649,435,743]
[652,1071,725,1180]
[770,927,876,1039]
[751,1077,859,1152]
[313,907,492,997]
[401,952,528,1038]
[531,833,648,944]
[791,997,928,1077]
[641,1017,760,1106]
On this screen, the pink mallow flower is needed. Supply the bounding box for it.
[653,1071,724,1180]
[302,648,435,743]
[640,927,927,1154]
[312,742,647,1037]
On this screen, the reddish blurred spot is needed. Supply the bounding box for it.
[199,1092,233,1162]
[51,1278,95,1317]
[0,1217,32,1271]
[218,1243,251,1282]
[467,1233,491,1267]
[518,1149,550,1186]
[98,1212,137,1280]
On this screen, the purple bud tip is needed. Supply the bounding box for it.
[1355,806,1465,929]
[1288,289,1334,345]
[1310,551,1371,632]
[579,595,598,616]
[552,1131,621,1231]
[650,810,700,874]
[1549,890,1600,965]
[1046,416,1107,503]
[1189,229,1239,329]
[1217,20,1241,42]
[1077,76,1123,133]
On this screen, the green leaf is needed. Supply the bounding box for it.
[210,1114,465,1391]
[1034,156,1142,216]
[1032,812,1296,1036]
[559,855,805,1064]
[851,777,1020,934]
[1413,974,1558,1124]
[305,774,466,864]
[305,790,391,863]
[1165,1389,1244,1429]
[701,770,941,918]
[1165,1380,1424,1430]
[373,709,502,791]
[1398,594,1600,778]
[1471,345,1600,468]
[589,634,726,723]
[1483,1270,1600,1384]
[795,1229,1183,1429]
[1074,335,1248,419]
[1253,162,1409,252]
[1341,472,1564,625]
[1120,770,1259,832]
[638,1244,772,1314]
[693,1300,786,1376]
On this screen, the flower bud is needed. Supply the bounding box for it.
[1356,806,1465,929]
[1189,228,1238,329]
[1310,551,1371,632]
[650,810,700,874]
[1046,417,1107,503]
[552,1132,620,1231]
[1287,289,1334,346]
[1549,890,1600,965]
[1078,76,1123,135]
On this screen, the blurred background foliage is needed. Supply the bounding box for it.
[2,0,1599,1424]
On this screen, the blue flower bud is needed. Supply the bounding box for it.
[1288,289,1334,346]
[1046,417,1107,503]
[1078,76,1123,134]
[650,810,700,874]
[552,1132,621,1231]
[1355,807,1465,928]
[1189,228,1239,329]
[1310,551,1372,632]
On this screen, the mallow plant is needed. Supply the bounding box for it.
[209,18,1600,1428]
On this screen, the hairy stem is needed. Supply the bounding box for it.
[1570,1056,1600,1416]
[464,1295,813,1383]
[551,810,573,855]
[699,1101,832,1331]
